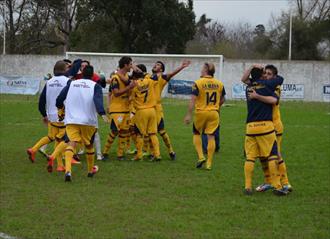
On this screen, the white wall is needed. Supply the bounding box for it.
[0,54,329,101]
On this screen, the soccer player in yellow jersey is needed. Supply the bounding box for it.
[102,57,137,160]
[184,63,226,170]
[150,60,191,160]
[130,64,161,161]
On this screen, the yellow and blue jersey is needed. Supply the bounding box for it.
[151,73,169,106]
[192,76,226,112]
[109,73,130,113]
[132,74,158,110]
[255,76,284,133]
[245,82,278,124]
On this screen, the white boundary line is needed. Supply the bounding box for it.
[0,232,19,239]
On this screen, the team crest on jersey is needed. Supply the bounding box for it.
[117,115,123,123]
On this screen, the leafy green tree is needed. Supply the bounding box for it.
[71,0,195,53]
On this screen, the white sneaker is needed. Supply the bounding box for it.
[96,154,104,161]
[39,144,48,156]
[77,149,85,155]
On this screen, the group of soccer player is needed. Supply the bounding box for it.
[26,56,190,182]
[26,56,292,195]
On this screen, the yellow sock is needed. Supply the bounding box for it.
[260,158,271,184]
[54,140,64,167]
[31,136,52,152]
[131,131,137,148]
[117,131,127,157]
[51,141,67,159]
[244,160,255,189]
[135,134,144,159]
[278,158,290,185]
[143,135,150,152]
[193,134,204,160]
[207,137,215,168]
[149,134,160,158]
[268,157,281,189]
[64,145,75,173]
[103,132,117,154]
[159,129,174,153]
[149,137,154,154]
[125,134,131,151]
[86,147,95,173]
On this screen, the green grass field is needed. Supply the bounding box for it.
[0,94,329,239]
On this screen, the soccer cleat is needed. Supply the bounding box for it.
[92,165,99,174]
[27,148,36,163]
[47,155,54,173]
[96,154,104,161]
[142,151,151,158]
[87,172,94,178]
[149,156,161,162]
[244,188,253,195]
[205,165,212,170]
[255,183,273,192]
[71,158,81,165]
[102,153,109,161]
[117,156,125,161]
[126,149,137,155]
[56,166,65,172]
[169,152,176,160]
[65,172,72,182]
[273,188,289,196]
[283,184,293,192]
[196,158,206,169]
[72,154,81,162]
[77,148,84,155]
[132,156,142,161]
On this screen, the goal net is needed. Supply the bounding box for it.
[65,52,224,99]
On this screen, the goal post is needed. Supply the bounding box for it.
[65,52,224,99]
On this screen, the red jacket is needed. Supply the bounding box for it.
[75,73,100,82]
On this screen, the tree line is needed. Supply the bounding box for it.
[1,0,329,60]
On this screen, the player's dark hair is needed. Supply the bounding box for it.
[53,61,67,75]
[205,62,215,76]
[83,65,94,79]
[81,60,90,65]
[265,64,278,75]
[63,59,72,64]
[250,67,263,81]
[137,64,147,73]
[156,61,165,72]
[132,64,147,79]
[119,56,132,69]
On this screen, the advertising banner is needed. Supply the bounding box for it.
[0,75,41,95]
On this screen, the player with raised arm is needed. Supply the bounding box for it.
[55,65,108,182]
[27,61,69,172]
[184,63,226,170]
[243,67,288,196]
[150,60,191,160]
